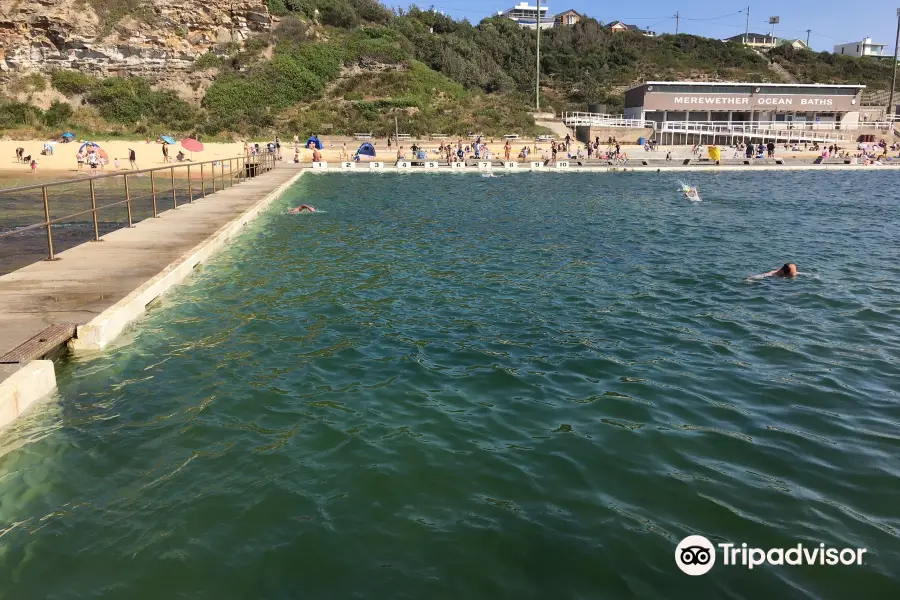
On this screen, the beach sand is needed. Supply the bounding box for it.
[0,136,829,181]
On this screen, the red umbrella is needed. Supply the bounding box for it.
[181,138,203,153]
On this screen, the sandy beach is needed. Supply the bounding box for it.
[1,136,832,181]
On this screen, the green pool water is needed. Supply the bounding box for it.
[0,171,898,599]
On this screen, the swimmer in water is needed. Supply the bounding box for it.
[684,186,699,200]
[288,205,316,213]
[748,263,799,279]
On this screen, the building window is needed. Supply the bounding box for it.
[857,45,860,52]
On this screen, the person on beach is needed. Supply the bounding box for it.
[288,205,316,213]
[16,147,25,163]
[162,143,169,163]
[748,263,799,279]
[114,157,120,172]
[129,148,137,170]
[312,148,322,163]
[30,159,37,173]
[76,150,85,171]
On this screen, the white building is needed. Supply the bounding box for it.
[833,38,887,57]
[498,2,554,29]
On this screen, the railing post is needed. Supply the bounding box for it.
[229,158,234,187]
[89,178,100,241]
[150,170,159,217]
[187,164,193,202]
[124,173,134,228]
[201,162,206,198]
[42,186,56,260]
[171,167,177,209]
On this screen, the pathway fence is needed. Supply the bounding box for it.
[0,153,275,268]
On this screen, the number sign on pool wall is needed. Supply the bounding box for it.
[369,162,384,169]
[478,162,491,170]
[530,161,544,169]
[312,162,328,169]
[424,161,440,169]
[556,161,570,169]
[397,161,411,169]
[451,162,465,169]
[340,162,356,169]
[504,162,518,169]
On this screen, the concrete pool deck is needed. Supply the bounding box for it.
[0,166,303,428]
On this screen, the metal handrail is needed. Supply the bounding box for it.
[0,152,276,262]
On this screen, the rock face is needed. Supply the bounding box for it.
[0,0,272,102]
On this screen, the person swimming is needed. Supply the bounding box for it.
[747,263,799,279]
[288,205,316,213]
[683,186,700,200]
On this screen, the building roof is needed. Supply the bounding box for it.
[628,81,866,91]
[555,9,581,16]
[726,32,777,42]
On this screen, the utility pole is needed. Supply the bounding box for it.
[889,8,900,118]
[535,0,541,112]
[805,29,811,47]
[674,12,681,34]
[744,6,750,45]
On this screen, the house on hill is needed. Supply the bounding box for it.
[608,21,656,36]
[554,9,581,27]
[724,32,778,49]
[778,39,809,50]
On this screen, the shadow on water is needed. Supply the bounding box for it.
[0,174,220,275]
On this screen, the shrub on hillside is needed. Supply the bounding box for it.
[43,100,74,127]
[50,70,96,95]
[0,102,43,128]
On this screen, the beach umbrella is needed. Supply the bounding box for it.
[61,132,75,139]
[306,136,323,150]
[357,142,376,157]
[160,135,176,145]
[180,138,203,161]
[78,141,100,153]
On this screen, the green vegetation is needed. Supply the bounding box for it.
[4,1,896,138]
[51,70,97,95]
[22,73,47,93]
[770,46,894,90]
[89,0,156,37]
[87,78,199,130]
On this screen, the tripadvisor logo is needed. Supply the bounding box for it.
[675,535,867,576]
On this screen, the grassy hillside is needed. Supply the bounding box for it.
[769,45,895,90]
[1,1,894,138]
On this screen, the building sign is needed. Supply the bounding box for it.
[641,92,858,112]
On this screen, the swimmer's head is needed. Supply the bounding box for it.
[779,263,798,277]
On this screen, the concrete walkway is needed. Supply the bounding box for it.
[0,166,302,426]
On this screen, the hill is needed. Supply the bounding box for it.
[0,1,895,138]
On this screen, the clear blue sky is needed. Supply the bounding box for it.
[392,0,899,53]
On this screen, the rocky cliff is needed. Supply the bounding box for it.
[0,0,272,103]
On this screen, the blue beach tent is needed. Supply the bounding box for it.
[61,132,75,139]
[160,135,176,145]
[306,136,324,150]
[357,142,376,157]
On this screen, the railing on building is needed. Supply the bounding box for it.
[563,111,898,133]
[562,112,653,128]
[0,153,276,263]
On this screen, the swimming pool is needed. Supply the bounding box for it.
[1,171,898,598]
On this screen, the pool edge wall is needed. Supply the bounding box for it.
[0,169,305,431]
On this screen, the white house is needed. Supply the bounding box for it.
[498,2,554,29]
[833,38,887,57]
